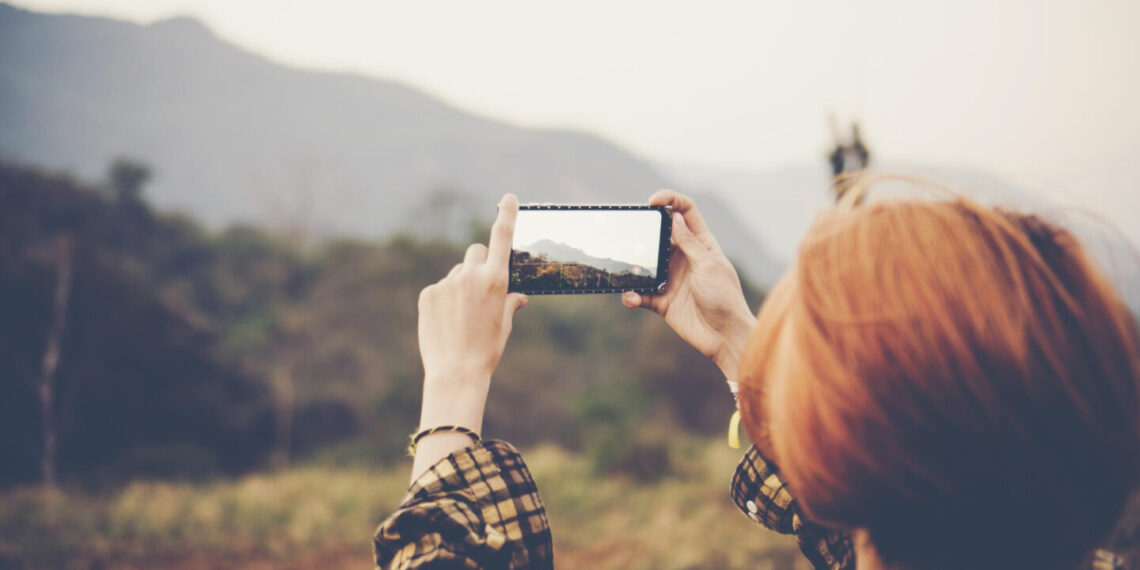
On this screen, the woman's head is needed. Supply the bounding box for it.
[737,190,1140,569]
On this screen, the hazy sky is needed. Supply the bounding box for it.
[514,209,662,270]
[13,0,1140,241]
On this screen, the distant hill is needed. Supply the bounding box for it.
[0,2,784,287]
[519,239,649,275]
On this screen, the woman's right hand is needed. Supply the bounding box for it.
[622,190,757,382]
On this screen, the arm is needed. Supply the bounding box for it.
[373,194,553,569]
[409,194,526,483]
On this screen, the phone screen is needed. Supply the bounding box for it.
[509,205,672,295]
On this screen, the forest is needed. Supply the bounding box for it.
[0,158,772,486]
[510,250,659,292]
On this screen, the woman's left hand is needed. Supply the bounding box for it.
[411,194,528,480]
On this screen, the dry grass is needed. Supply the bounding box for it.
[0,439,803,570]
[529,441,804,569]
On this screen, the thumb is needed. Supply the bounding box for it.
[505,292,528,317]
[672,213,708,258]
[622,290,665,315]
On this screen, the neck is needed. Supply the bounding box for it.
[854,529,886,570]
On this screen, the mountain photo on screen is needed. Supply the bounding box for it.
[510,209,663,292]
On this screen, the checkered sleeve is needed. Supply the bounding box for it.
[373,440,553,570]
[730,444,854,570]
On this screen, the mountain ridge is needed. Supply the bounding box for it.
[518,238,651,276]
[0,2,785,287]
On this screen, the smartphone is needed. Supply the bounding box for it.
[509,204,673,295]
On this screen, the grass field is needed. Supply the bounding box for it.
[0,439,806,570]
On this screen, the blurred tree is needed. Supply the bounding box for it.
[107,159,151,203]
[250,154,324,468]
[207,227,312,469]
[0,161,272,486]
[36,235,73,488]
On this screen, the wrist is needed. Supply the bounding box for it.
[423,366,493,392]
[412,375,489,485]
[409,430,480,484]
[419,372,491,431]
[713,312,757,382]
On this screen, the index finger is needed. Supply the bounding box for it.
[648,189,712,236]
[487,193,519,270]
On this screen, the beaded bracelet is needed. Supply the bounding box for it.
[406,425,481,456]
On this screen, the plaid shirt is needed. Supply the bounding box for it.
[374,440,1128,569]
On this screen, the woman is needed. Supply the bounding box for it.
[373,182,1139,569]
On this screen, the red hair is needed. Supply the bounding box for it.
[738,194,1140,569]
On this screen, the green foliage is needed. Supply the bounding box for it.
[583,428,672,483]
[0,162,272,486]
[571,380,666,480]
[0,160,765,489]
[95,445,221,485]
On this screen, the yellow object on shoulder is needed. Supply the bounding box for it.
[728,409,742,449]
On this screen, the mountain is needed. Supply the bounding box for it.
[0,2,784,287]
[519,239,649,275]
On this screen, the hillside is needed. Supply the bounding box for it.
[0,2,783,286]
[520,239,648,275]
